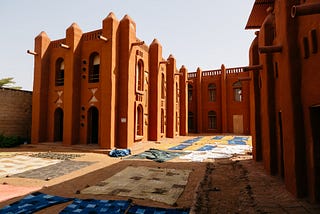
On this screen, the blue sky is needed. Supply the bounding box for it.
[0,0,255,90]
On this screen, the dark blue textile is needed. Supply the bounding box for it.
[128,205,190,214]
[60,198,130,214]
[109,149,131,157]
[233,136,249,141]
[182,136,203,144]
[168,137,203,150]
[228,140,246,145]
[212,136,224,140]
[197,145,217,151]
[168,143,191,150]
[0,192,72,214]
[60,198,190,214]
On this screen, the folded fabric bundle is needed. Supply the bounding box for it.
[127,149,185,162]
[0,192,72,214]
[109,149,131,157]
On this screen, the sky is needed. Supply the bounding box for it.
[0,0,256,91]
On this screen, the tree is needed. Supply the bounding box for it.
[0,77,22,90]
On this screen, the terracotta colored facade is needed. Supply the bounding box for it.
[187,66,251,135]
[246,0,320,202]
[31,13,188,149]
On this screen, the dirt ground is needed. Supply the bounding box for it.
[0,138,319,214]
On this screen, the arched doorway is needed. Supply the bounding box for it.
[87,106,99,144]
[54,108,63,142]
[161,109,165,134]
[188,112,195,133]
[136,105,143,136]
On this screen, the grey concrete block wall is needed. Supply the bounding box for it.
[0,87,32,139]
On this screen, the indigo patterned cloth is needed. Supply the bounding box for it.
[60,198,190,214]
[196,144,217,151]
[59,198,130,214]
[0,192,72,214]
[128,204,190,214]
[168,137,203,150]
[212,136,224,140]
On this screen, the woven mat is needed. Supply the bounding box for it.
[0,155,61,178]
[13,160,93,180]
[81,166,191,205]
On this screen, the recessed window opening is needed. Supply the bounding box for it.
[55,58,64,86]
[89,53,100,83]
[233,81,242,102]
[208,83,216,102]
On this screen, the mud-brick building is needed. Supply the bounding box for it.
[30,12,188,149]
[246,0,320,202]
[187,66,251,135]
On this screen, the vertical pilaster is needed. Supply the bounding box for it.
[196,67,202,133]
[249,31,262,161]
[148,39,163,141]
[100,12,119,149]
[221,64,228,133]
[166,54,176,138]
[31,32,50,144]
[117,15,136,148]
[64,23,82,145]
[179,65,188,136]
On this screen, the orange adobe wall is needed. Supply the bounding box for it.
[246,0,320,202]
[31,12,187,149]
[187,65,251,135]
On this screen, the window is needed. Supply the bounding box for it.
[161,73,165,99]
[89,53,100,83]
[208,83,216,102]
[188,84,193,101]
[208,111,217,129]
[136,59,144,91]
[161,109,165,133]
[136,105,143,136]
[176,112,178,132]
[55,58,64,86]
[310,29,318,54]
[303,37,310,59]
[233,81,242,102]
[176,82,179,103]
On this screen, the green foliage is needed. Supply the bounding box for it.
[0,77,22,90]
[0,134,25,148]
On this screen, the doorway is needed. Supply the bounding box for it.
[233,115,244,134]
[87,107,99,144]
[54,108,63,142]
[278,111,285,178]
[310,105,320,201]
